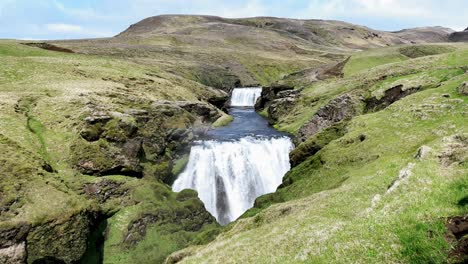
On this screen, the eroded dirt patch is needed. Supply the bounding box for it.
[446,216,468,263]
[22,43,74,53]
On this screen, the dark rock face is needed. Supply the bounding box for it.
[0,224,30,248]
[267,97,297,122]
[207,94,230,112]
[365,85,421,112]
[255,85,295,110]
[83,179,128,203]
[22,42,75,53]
[255,84,301,125]
[297,93,363,143]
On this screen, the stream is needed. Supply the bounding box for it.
[172,87,294,225]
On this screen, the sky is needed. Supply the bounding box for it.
[0,0,466,40]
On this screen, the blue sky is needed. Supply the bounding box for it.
[0,0,466,40]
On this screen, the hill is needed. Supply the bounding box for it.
[449,27,468,42]
[0,15,466,264]
[51,15,454,89]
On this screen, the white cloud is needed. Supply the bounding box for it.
[46,23,83,33]
[303,0,429,19]
[43,23,113,38]
[209,0,268,18]
[295,0,467,31]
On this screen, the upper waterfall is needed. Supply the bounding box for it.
[230,87,262,107]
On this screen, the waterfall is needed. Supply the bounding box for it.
[230,87,262,107]
[172,86,294,225]
[172,136,293,225]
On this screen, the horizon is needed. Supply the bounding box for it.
[0,0,466,40]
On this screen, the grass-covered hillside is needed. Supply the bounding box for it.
[169,44,468,263]
[0,40,227,264]
[0,15,466,264]
[51,16,452,89]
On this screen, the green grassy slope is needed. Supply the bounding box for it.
[1,16,466,263]
[170,44,468,264]
[0,41,224,263]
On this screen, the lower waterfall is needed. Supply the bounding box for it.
[172,136,293,225]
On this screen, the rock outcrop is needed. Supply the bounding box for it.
[254,84,301,124]
[255,85,295,110]
[123,190,217,247]
[26,210,98,264]
[297,93,364,143]
[73,101,222,181]
[458,82,468,95]
[290,123,347,167]
[365,84,421,112]
[0,224,30,264]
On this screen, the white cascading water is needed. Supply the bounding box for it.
[172,137,293,225]
[230,87,262,107]
[172,88,294,225]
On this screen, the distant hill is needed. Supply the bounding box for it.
[449,27,468,42]
[117,15,454,49]
[52,15,457,89]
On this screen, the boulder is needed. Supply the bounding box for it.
[0,242,26,264]
[415,145,432,160]
[458,82,468,96]
[84,112,112,125]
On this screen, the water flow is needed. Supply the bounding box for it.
[172,137,293,225]
[230,87,262,107]
[172,87,294,225]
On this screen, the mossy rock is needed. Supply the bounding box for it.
[26,209,98,264]
[458,82,468,96]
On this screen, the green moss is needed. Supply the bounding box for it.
[212,114,233,128]
[70,139,116,173]
[172,155,189,176]
[102,180,220,264]
[399,45,456,58]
